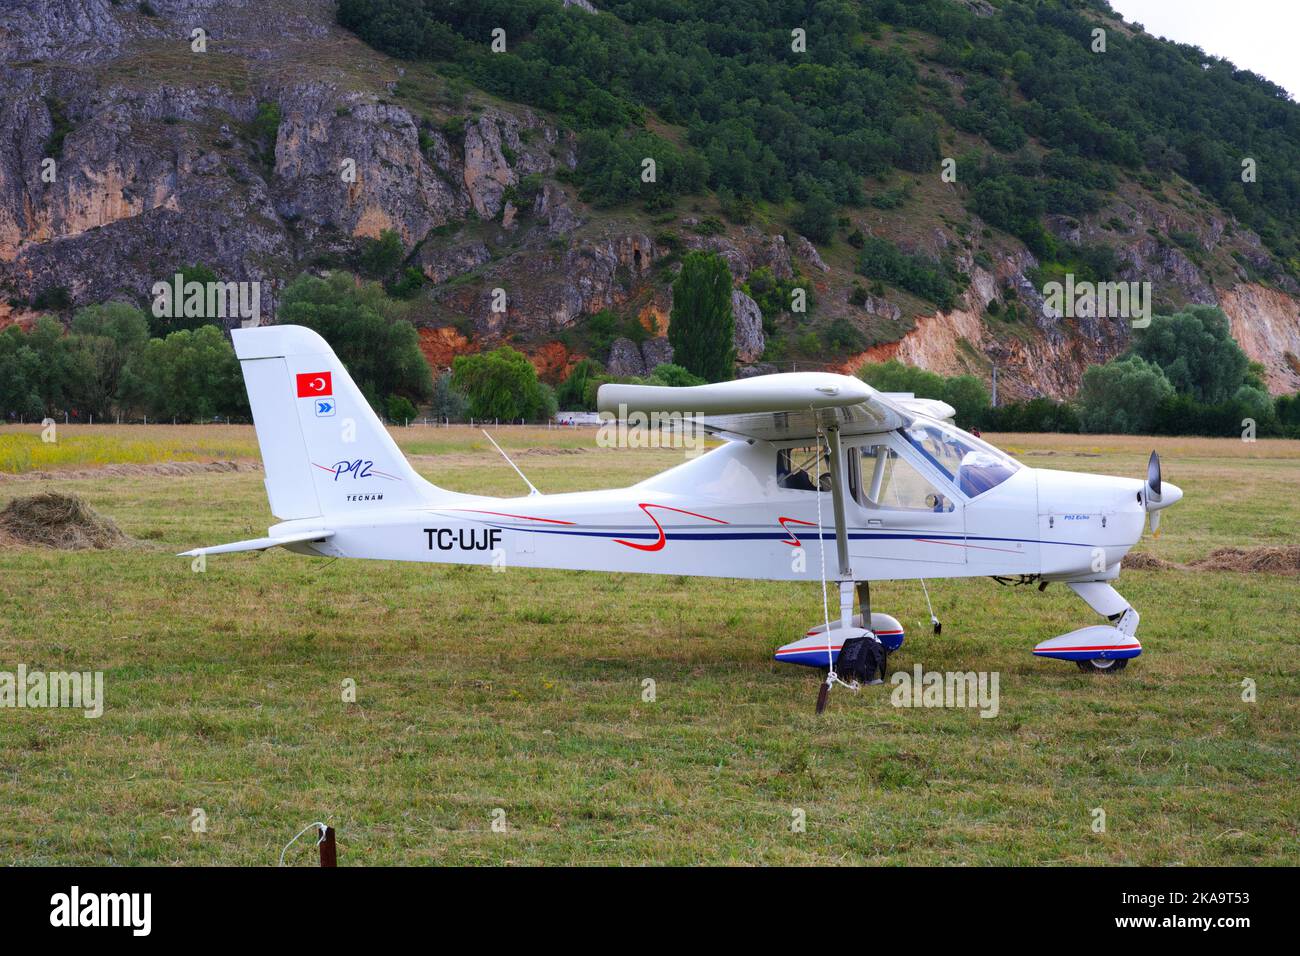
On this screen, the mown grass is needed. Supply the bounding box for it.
[0,427,1296,865]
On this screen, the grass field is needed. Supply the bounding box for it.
[0,424,1297,865]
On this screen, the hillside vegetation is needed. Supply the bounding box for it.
[340,0,1300,277]
[5,0,1300,420]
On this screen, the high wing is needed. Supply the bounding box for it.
[596,372,953,441]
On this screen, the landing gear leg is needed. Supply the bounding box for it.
[856,580,871,624]
[857,579,887,677]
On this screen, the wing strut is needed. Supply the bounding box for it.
[813,420,876,714]
[824,424,853,581]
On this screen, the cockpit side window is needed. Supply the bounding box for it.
[853,443,955,513]
[776,445,831,492]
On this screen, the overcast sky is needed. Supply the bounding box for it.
[1108,0,1299,99]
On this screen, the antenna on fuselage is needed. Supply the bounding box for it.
[482,429,541,497]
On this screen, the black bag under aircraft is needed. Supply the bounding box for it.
[837,634,887,684]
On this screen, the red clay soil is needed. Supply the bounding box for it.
[418,326,475,372]
[529,341,580,384]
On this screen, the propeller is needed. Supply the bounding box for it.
[1144,450,1162,534]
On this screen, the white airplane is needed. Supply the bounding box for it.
[184,325,1183,710]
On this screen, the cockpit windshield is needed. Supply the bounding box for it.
[900,421,1020,498]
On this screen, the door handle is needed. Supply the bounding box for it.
[867,519,883,527]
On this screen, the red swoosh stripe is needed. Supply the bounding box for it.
[614,503,729,552]
[452,509,576,525]
[1033,644,1137,653]
[778,516,817,547]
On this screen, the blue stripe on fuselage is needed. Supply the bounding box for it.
[453,521,1097,549]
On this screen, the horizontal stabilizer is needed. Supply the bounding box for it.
[178,529,334,558]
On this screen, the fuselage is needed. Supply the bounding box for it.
[193,328,1182,671]
[276,421,1179,584]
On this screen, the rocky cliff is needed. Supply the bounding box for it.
[2,0,1298,399]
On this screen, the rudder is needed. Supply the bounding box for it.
[232,325,442,519]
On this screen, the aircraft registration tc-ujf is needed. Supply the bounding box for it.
[184,326,1183,711]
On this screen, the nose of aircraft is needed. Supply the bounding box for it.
[1149,481,1183,511]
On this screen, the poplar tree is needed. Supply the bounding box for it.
[668,251,734,383]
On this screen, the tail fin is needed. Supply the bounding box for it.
[232,325,443,519]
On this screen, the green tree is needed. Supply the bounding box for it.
[857,359,990,429]
[1276,392,1300,431]
[386,394,418,422]
[743,267,813,332]
[984,397,1080,433]
[149,264,223,338]
[575,129,708,208]
[792,190,837,245]
[250,100,281,166]
[668,251,734,382]
[22,317,74,416]
[358,229,406,279]
[644,363,705,388]
[856,237,959,310]
[940,374,990,430]
[857,359,946,397]
[821,317,866,353]
[430,370,470,421]
[66,302,151,420]
[1129,305,1249,405]
[556,358,606,411]
[278,271,433,411]
[123,325,247,421]
[891,114,940,172]
[0,326,45,420]
[1232,384,1274,425]
[1077,355,1173,434]
[452,346,555,421]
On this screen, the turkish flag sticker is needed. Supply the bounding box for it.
[296,371,333,398]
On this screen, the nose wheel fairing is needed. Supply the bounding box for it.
[1032,624,1142,662]
[1032,581,1142,666]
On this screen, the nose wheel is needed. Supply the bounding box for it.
[1076,657,1128,673]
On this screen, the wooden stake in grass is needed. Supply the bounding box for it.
[816,681,830,714]
[319,826,337,867]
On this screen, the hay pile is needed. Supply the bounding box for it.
[1189,547,1300,575]
[1122,552,1174,570]
[1124,547,1300,574]
[0,492,131,550]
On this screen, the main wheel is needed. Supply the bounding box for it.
[1076,657,1128,674]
